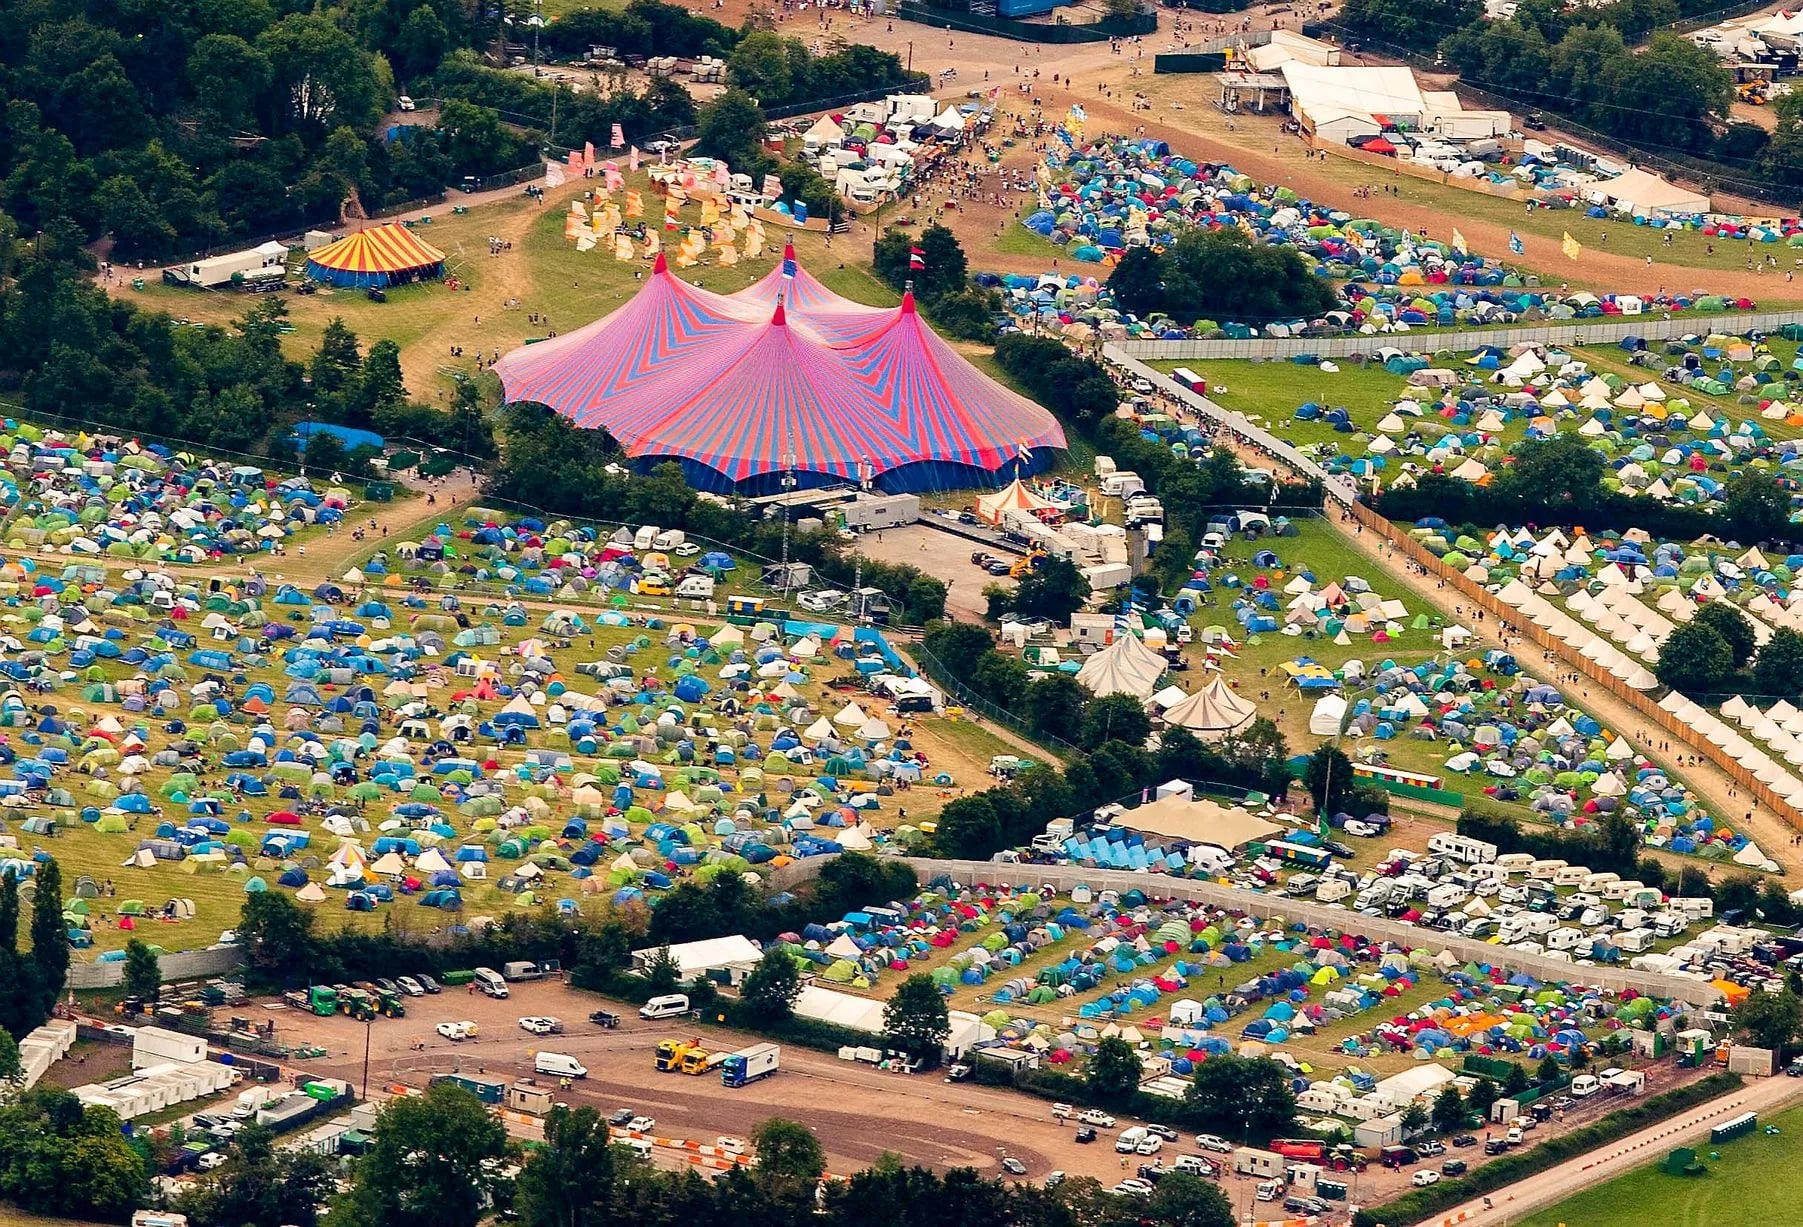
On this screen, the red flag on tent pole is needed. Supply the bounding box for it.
[909,246,925,270]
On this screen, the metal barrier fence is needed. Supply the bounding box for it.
[1104,310,1803,362]
[70,944,247,988]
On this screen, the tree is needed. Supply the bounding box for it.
[1695,602,1756,671]
[1597,33,1732,152]
[882,974,949,1067]
[640,944,682,993]
[1431,1085,1466,1134]
[934,794,1001,860]
[1107,247,1164,317]
[1107,228,1336,327]
[1301,744,1356,817]
[28,858,66,1020]
[1465,1077,1498,1119]
[750,1118,825,1195]
[1503,1062,1532,1095]
[1011,556,1090,625]
[1081,693,1153,752]
[0,873,40,1037]
[238,892,316,984]
[726,31,794,104]
[1340,0,1481,51]
[436,100,518,175]
[175,1123,335,1227]
[1535,1056,1565,1086]
[188,33,271,128]
[1492,433,1607,515]
[1024,674,1089,745]
[0,1030,19,1085]
[340,1081,508,1227]
[1735,988,1803,1053]
[1655,620,1736,696]
[1722,470,1796,546]
[1145,1173,1234,1227]
[515,1106,615,1227]
[692,90,767,172]
[1400,1104,1431,1137]
[257,12,384,132]
[1181,1056,1297,1140]
[1755,628,1803,701]
[1086,1036,1142,1102]
[738,946,801,1024]
[122,939,161,1006]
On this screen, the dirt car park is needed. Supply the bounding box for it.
[251,979,1687,1216]
[856,523,1005,623]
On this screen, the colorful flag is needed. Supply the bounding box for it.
[1451,228,1466,254]
[1016,440,1032,464]
[629,145,641,172]
[1509,231,1524,256]
[781,250,797,280]
[544,160,566,188]
[909,246,925,271]
[762,173,783,199]
[583,141,596,167]
[1562,231,1582,261]
[611,123,625,148]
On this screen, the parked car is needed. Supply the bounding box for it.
[1484,1139,1510,1155]
[197,1152,228,1171]
[1451,1134,1478,1148]
[1079,1110,1116,1128]
[396,976,426,997]
[627,1116,656,1133]
[1285,1196,1330,1215]
[1412,1171,1441,1188]
[436,1020,475,1041]
[1417,1140,1445,1158]
[1194,1134,1233,1154]
[608,1108,636,1127]
[590,1010,620,1028]
[518,1016,563,1035]
[1001,1156,1028,1176]
[1145,1124,1179,1142]
[416,973,442,994]
[1442,1160,1468,1177]
[1111,1179,1153,1197]
[1074,1127,1097,1144]
[717,1137,747,1156]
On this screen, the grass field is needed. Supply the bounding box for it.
[126,174,890,401]
[1516,1103,1803,1227]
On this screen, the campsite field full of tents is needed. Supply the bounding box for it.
[0,574,1002,956]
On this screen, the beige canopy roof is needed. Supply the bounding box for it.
[1076,633,1167,701]
[1161,677,1257,741]
[1123,794,1283,849]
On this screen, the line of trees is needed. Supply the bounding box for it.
[0,858,71,1039]
[1655,598,1803,703]
[1373,434,1794,549]
[1106,230,1338,327]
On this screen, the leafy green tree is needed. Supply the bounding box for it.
[1695,602,1756,671]
[1011,556,1091,625]
[1339,0,1481,51]
[188,33,272,128]
[257,12,384,131]
[1431,1085,1466,1134]
[1302,744,1356,817]
[1085,1036,1142,1101]
[1598,33,1732,152]
[1655,621,1736,696]
[934,794,1002,859]
[1492,433,1607,515]
[0,1030,19,1085]
[882,974,949,1066]
[1146,1173,1234,1227]
[1440,18,1552,97]
[1024,673,1089,744]
[739,946,801,1024]
[1107,246,1164,316]
[1503,1062,1532,1095]
[639,944,682,993]
[175,1123,335,1227]
[515,1106,615,1227]
[437,99,519,175]
[0,873,41,1037]
[750,1117,825,1196]
[1465,1076,1498,1119]
[28,858,66,1020]
[692,90,767,171]
[726,30,795,103]
[237,891,317,985]
[1181,1056,1296,1140]
[1400,1103,1431,1136]
[340,1081,509,1227]
[1081,693,1153,752]
[1723,471,1799,546]
[122,939,161,1006]
[1755,629,1803,702]
[1535,1055,1565,1086]
[1549,23,1628,113]
[1107,227,1335,327]
[1735,988,1803,1053]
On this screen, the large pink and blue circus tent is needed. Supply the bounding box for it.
[492,247,1066,493]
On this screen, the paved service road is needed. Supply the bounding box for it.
[1432,1074,1803,1227]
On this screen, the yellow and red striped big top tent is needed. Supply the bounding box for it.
[304,223,446,288]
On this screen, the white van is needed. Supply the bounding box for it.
[640,993,690,1020]
[535,1051,587,1079]
[472,967,509,998]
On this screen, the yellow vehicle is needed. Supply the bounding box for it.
[638,578,671,597]
[654,1038,695,1072]
[679,1046,716,1075]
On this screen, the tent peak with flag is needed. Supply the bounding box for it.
[492,244,1066,493]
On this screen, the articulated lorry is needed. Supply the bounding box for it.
[283,986,338,1016]
[655,1039,699,1072]
[721,1043,781,1088]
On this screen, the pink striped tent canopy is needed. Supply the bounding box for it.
[493,245,1065,493]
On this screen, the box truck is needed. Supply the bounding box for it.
[721,1043,781,1087]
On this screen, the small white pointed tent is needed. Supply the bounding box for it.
[1076,633,1168,701]
[1309,693,1348,736]
[1160,677,1257,741]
